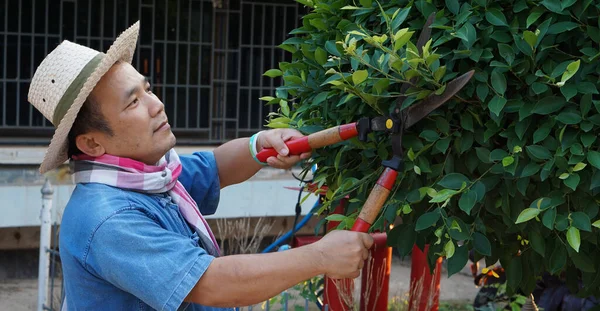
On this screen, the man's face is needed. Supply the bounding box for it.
[90,61,176,164]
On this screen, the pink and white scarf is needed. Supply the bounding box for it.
[71,149,220,256]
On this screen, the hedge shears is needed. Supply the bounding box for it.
[257,14,474,234]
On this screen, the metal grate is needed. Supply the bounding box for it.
[0,0,301,144]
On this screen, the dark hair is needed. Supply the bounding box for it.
[67,95,114,158]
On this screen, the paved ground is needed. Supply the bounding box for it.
[0,255,479,310]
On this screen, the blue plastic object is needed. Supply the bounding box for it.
[261,198,320,253]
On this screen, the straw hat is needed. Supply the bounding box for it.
[28,21,140,174]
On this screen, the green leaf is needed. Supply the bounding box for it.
[550,241,567,274]
[556,214,570,231]
[531,197,553,210]
[506,257,523,291]
[543,208,556,229]
[285,75,303,85]
[447,244,468,277]
[476,147,492,163]
[488,95,507,116]
[491,70,507,95]
[461,113,474,132]
[391,224,416,256]
[564,173,580,191]
[561,84,577,101]
[473,181,486,203]
[313,92,329,106]
[526,7,544,28]
[433,66,446,83]
[477,84,489,101]
[569,249,595,273]
[502,156,515,167]
[573,162,587,172]
[280,100,290,116]
[459,190,477,215]
[516,208,541,224]
[444,240,456,258]
[259,96,276,102]
[572,212,592,232]
[434,138,451,154]
[438,173,470,190]
[473,232,492,256]
[263,69,283,78]
[523,30,538,48]
[325,214,347,222]
[541,0,563,13]
[325,40,341,57]
[490,149,508,161]
[566,227,580,252]
[526,145,553,160]
[532,96,566,115]
[485,8,508,26]
[578,82,599,95]
[309,19,328,31]
[521,162,541,177]
[561,60,580,83]
[314,47,328,66]
[530,230,545,257]
[415,210,441,231]
[373,78,390,95]
[414,165,422,175]
[593,219,600,229]
[420,130,439,142]
[359,0,372,7]
[532,82,549,94]
[429,189,459,203]
[556,112,582,125]
[533,125,551,144]
[548,22,579,35]
[581,133,596,148]
[445,0,460,15]
[455,22,476,48]
[498,44,515,65]
[560,0,577,9]
[391,7,410,30]
[352,70,368,85]
[587,151,600,169]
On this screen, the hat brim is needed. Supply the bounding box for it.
[39,21,140,174]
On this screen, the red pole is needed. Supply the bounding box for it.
[359,233,391,311]
[408,244,442,311]
[323,199,354,311]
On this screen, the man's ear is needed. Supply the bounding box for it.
[75,133,106,157]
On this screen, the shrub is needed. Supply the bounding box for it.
[263,0,600,297]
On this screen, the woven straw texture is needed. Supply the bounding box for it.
[28,21,140,174]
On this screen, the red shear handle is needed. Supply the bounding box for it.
[351,168,398,233]
[255,123,358,163]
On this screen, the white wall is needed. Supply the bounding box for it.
[0,146,319,227]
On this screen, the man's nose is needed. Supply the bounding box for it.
[147,95,164,117]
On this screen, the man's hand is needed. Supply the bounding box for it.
[309,230,374,279]
[257,129,312,169]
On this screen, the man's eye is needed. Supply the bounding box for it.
[129,98,139,107]
[146,86,153,94]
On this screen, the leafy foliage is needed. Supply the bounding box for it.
[264,0,600,297]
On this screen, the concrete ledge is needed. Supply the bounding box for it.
[0,145,217,165]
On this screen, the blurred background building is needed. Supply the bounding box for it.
[0,0,318,278]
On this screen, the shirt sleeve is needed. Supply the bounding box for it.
[84,208,215,311]
[178,151,221,215]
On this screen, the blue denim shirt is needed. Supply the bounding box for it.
[59,151,233,311]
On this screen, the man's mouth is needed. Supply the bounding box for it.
[155,120,170,132]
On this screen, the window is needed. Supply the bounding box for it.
[0,0,301,144]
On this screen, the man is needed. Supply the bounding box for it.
[28,21,373,310]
